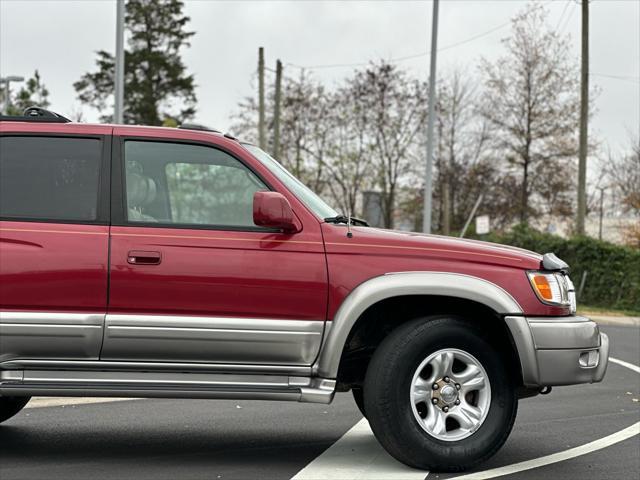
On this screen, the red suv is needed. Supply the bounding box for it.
[0,109,609,471]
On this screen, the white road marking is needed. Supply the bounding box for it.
[447,355,640,479]
[610,356,640,374]
[291,355,639,480]
[291,418,428,480]
[448,422,640,480]
[25,397,142,409]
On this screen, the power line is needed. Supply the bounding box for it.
[286,0,559,72]
[591,73,640,84]
[555,0,572,32]
[559,1,577,35]
[287,19,512,71]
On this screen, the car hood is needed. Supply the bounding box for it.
[329,226,543,270]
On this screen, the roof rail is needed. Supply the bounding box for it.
[0,106,71,123]
[178,122,221,133]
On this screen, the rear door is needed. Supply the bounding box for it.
[0,127,111,363]
[103,131,328,367]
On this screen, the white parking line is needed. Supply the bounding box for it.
[291,418,428,480]
[25,397,141,409]
[610,356,640,374]
[291,355,640,480]
[447,355,640,479]
[448,422,640,480]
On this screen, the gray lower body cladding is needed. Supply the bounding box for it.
[505,315,609,387]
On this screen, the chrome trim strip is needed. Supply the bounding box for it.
[0,369,336,404]
[102,314,325,366]
[2,359,312,376]
[314,272,523,378]
[108,326,314,335]
[0,324,102,329]
[19,370,292,387]
[0,312,104,326]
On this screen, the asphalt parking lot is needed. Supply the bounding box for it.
[1,324,638,480]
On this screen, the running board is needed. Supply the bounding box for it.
[0,370,336,404]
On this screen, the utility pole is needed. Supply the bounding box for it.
[598,186,605,240]
[114,0,125,124]
[258,47,266,149]
[576,0,589,234]
[1,76,24,115]
[273,59,283,158]
[422,0,439,234]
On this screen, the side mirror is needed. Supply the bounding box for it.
[253,191,300,233]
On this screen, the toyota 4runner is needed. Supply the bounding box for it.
[0,109,609,472]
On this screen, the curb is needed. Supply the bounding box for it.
[589,315,640,327]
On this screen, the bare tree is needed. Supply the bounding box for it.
[434,69,489,234]
[311,86,374,215]
[603,140,640,246]
[479,4,582,225]
[354,62,428,228]
[232,71,332,195]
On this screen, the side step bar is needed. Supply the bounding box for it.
[0,370,336,404]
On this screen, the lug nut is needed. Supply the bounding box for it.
[432,383,439,390]
[455,383,461,390]
[431,398,438,405]
[444,376,450,383]
[443,406,449,413]
[454,399,460,405]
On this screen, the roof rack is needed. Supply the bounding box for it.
[0,106,71,123]
[178,122,221,133]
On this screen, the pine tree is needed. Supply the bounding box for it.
[74,0,196,125]
[1,70,50,115]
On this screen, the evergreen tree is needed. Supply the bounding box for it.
[74,0,196,125]
[1,70,50,115]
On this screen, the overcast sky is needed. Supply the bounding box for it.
[1,0,638,154]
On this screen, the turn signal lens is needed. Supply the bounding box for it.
[527,272,569,306]
[531,275,553,300]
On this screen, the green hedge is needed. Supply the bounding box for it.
[479,224,640,312]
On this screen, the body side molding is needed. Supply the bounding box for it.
[313,272,524,379]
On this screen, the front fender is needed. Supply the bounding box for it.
[313,271,523,379]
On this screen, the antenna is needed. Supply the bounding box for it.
[347,212,353,238]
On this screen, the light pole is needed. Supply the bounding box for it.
[422,0,439,234]
[1,75,25,115]
[114,0,125,124]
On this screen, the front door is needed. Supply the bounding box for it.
[103,136,328,367]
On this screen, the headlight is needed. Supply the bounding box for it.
[527,271,576,312]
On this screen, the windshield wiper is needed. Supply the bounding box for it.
[324,214,369,227]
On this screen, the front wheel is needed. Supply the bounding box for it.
[0,396,30,424]
[352,387,366,417]
[364,316,517,472]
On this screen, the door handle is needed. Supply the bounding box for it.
[127,250,162,265]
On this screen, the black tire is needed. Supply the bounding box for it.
[351,387,366,417]
[363,316,517,472]
[0,396,30,424]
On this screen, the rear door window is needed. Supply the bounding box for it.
[0,136,102,222]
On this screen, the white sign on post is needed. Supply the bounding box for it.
[476,215,490,235]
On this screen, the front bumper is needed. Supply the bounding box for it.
[505,315,609,387]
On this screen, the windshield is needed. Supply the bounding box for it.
[243,144,339,219]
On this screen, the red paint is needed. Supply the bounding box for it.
[253,191,300,233]
[1,121,568,322]
[0,221,109,312]
[321,224,569,318]
[108,225,328,319]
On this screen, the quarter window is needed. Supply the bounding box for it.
[124,141,267,228]
[0,136,102,222]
